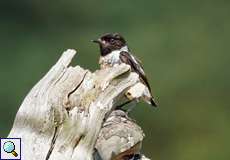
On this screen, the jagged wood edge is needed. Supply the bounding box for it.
[8,49,151,160]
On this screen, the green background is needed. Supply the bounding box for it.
[0,1,229,159]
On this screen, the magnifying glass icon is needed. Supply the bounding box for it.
[3,141,18,157]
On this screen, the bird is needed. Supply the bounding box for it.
[92,33,158,107]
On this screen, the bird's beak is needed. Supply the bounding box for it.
[91,39,102,44]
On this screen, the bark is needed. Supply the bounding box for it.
[8,49,151,160]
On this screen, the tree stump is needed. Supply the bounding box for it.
[8,49,151,160]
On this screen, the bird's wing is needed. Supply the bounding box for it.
[120,51,158,107]
[119,51,152,93]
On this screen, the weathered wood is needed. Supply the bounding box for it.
[8,49,150,160]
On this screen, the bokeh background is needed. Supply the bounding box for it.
[0,0,229,159]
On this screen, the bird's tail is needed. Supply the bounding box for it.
[150,97,158,107]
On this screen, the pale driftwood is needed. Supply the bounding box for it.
[8,49,151,160]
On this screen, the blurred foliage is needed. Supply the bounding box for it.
[0,0,230,159]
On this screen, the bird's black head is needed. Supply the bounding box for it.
[92,33,127,56]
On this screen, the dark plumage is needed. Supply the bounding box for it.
[92,33,126,56]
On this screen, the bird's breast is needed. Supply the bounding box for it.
[99,51,121,68]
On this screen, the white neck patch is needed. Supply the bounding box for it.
[101,45,129,65]
[120,45,129,52]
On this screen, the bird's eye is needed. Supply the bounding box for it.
[110,38,115,43]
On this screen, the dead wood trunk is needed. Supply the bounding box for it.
[8,49,150,160]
